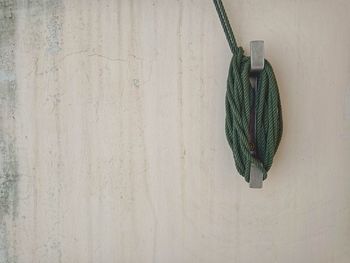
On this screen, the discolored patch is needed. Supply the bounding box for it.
[0,0,18,261]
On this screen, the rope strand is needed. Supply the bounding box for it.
[212,0,237,53]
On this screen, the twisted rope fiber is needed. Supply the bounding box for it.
[213,0,283,182]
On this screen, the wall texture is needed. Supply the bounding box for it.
[1,0,350,262]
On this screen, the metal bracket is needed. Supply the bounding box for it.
[250,41,264,72]
[249,40,264,189]
[249,163,263,188]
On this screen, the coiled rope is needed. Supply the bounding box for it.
[213,0,283,182]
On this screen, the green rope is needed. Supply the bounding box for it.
[213,0,283,182]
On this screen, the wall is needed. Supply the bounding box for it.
[1,0,350,262]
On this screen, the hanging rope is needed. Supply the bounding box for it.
[213,0,283,182]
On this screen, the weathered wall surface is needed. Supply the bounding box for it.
[0,0,350,262]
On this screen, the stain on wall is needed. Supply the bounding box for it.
[0,0,18,262]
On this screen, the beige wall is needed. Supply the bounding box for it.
[1,0,350,262]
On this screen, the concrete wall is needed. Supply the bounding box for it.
[1,0,350,262]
